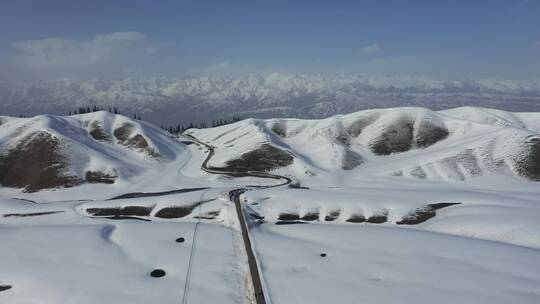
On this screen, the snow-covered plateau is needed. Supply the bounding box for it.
[1,106,540,304]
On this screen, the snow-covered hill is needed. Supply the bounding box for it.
[2,107,540,304]
[2,73,540,126]
[188,106,540,184]
[0,111,186,192]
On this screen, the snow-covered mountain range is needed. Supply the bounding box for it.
[2,73,540,126]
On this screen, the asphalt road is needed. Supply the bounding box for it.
[183,133,292,304]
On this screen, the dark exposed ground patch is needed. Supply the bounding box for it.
[415,121,449,148]
[113,123,159,158]
[346,114,380,137]
[514,137,540,181]
[113,123,134,142]
[86,206,153,217]
[276,220,306,225]
[0,131,82,192]
[346,214,366,223]
[127,134,156,156]
[154,199,214,219]
[397,202,461,225]
[410,166,427,179]
[278,213,300,221]
[429,202,461,209]
[0,285,12,292]
[10,198,38,204]
[86,171,117,184]
[271,123,287,137]
[108,187,209,200]
[194,210,220,220]
[325,210,341,222]
[367,210,388,223]
[289,185,310,189]
[368,118,449,155]
[396,207,435,225]
[335,134,351,147]
[88,121,111,142]
[180,141,194,145]
[369,119,414,155]
[342,150,364,170]
[3,210,64,218]
[99,216,151,222]
[222,144,294,172]
[300,211,319,221]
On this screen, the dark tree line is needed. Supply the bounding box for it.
[161,115,242,135]
[16,106,239,135]
[68,105,142,120]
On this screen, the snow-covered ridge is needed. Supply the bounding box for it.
[189,106,540,184]
[0,111,186,192]
[2,73,540,125]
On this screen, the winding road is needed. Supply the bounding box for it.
[183,133,291,304]
[183,134,291,187]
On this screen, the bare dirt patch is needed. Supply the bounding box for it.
[346,114,380,137]
[514,136,540,181]
[369,119,414,155]
[367,210,388,223]
[113,123,159,158]
[325,209,341,222]
[397,202,461,225]
[86,206,153,217]
[271,123,287,137]
[108,187,208,200]
[369,118,449,155]
[88,121,111,142]
[300,211,319,221]
[276,220,306,225]
[0,131,82,192]
[346,214,366,223]
[194,210,220,220]
[342,150,364,170]
[0,285,12,292]
[100,216,151,221]
[3,211,64,218]
[223,144,294,172]
[154,199,214,219]
[278,213,300,221]
[415,121,449,148]
[86,171,117,184]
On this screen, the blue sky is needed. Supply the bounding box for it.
[0,0,539,80]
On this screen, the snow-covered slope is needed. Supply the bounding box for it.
[2,74,540,125]
[188,106,540,184]
[0,111,186,192]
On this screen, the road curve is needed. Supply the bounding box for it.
[183,133,291,304]
[183,133,292,187]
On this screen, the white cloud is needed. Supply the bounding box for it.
[360,43,380,55]
[12,32,147,69]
